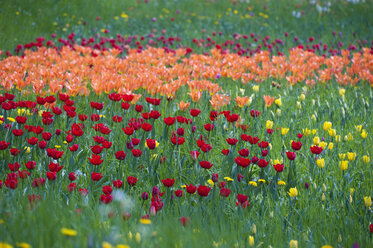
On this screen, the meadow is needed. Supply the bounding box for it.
[0,0,372,247]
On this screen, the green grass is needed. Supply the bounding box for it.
[0,0,373,247]
[1,0,373,52]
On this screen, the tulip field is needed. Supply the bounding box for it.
[1,0,373,247]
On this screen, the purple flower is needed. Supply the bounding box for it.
[152,17,157,22]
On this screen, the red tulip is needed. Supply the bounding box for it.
[220,188,231,197]
[103,185,113,195]
[145,97,161,106]
[25,161,36,170]
[175,190,183,197]
[310,146,323,154]
[12,129,24,136]
[100,194,113,204]
[179,217,190,227]
[199,161,213,169]
[291,141,302,151]
[204,123,214,131]
[185,184,197,194]
[127,176,138,186]
[237,194,248,204]
[68,183,77,192]
[115,151,126,160]
[150,110,161,119]
[91,145,104,154]
[8,162,20,171]
[142,122,152,132]
[190,150,200,160]
[286,151,296,160]
[146,139,157,149]
[177,127,185,136]
[164,117,176,126]
[69,144,79,152]
[88,154,104,165]
[190,108,201,117]
[41,132,52,141]
[258,159,269,168]
[113,180,123,188]
[226,138,238,145]
[235,157,251,168]
[69,172,77,181]
[122,126,134,136]
[91,172,103,181]
[46,171,57,180]
[238,148,250,157]
[0,141,10,150]
[258,141,268,148]
[222,149,230,156]
[132,149,143,157]
[197,185,211,197]
[273,163,284,172]
[162,178,175,187]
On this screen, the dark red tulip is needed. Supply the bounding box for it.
[162,178,175,187]
[286,151,296,160]
[273,163,284,172]
[197,185,211,197]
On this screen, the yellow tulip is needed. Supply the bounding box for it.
[248,236,254,247]
[328,128,336,137]
[289,240,298,248]
[319,141,327,149]
[275,98,282,107]
[339,88,345,96]
[339,161,348,171]
[349,187,355,194]
[281,128,289,135]
[323,121,332,131]
[266,120,273,129]
[335,135,341,143]
[299,93,306,101]
[135,232,141,243]
[24,147,31,154]
[288,187,298,197]
[344,133,353,141]
[364,196,372,208]
[328,143,334,150]
[207,179,214,187]
[361,130,367,139]
[347,152,356,161]
[316,158,325,169]
[339,153,346,160]
[303,128,312,136]
[276,109,282,116]
[297,101,302,109]
[252,85,259,92]
[355,125,362,132]
[313,136,320,145]
[363,155,370,164]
